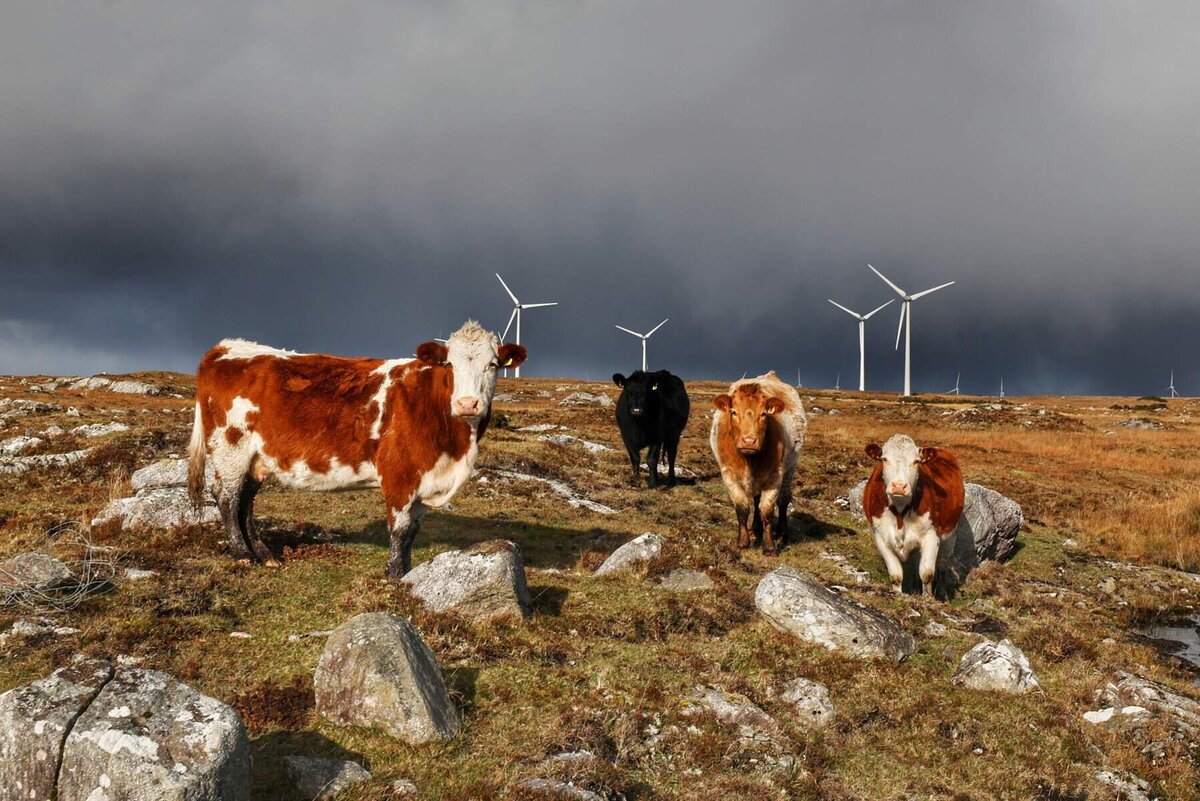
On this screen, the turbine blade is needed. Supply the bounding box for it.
[910,281,955,300]
[501,308,517,341]
[645,318,669,337]
[521,302,558,309]
[868,264,907,298]
[827,299,861,319]
[496,273,519,305]
[615,325,643,338]
[895,303,906,350]
[862,299,895,319]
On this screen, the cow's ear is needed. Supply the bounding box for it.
[918,446,937,463]
[765,398,785,415]
[865,443,882,460]
[416,342,448,365]
[613,373,626,388]
[713,394,731,411]
[497,344,527,369]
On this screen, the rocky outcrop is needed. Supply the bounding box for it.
[0,436,42,456]
[400,540,532,621]
[0,663,250,801]
[314,612,461,744]
[847,480,1022,588]
[92,458,219,533]
[680,686,795,774]
[754,566,915,662]
[0,449,92,476]
[538,434,612,453]
[1082,671,1199,762]
[594,532,664,577]
[0,660,113,801]
[952,639,1040,694]
[69,422,131,438]
[283,756,371,800]
[558,392,611,407]
[651,569,713,592]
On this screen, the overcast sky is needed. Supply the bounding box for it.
[2,2,1198,395]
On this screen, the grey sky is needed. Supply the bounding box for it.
[2,2,1198,395]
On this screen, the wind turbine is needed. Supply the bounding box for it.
[868,264,955,397]
[496,273,557,378]
[827,298,895,391]
[834,373,841,391]
[1000,377,1005,399]
[615,318,669,372]
[948,372,961,395]
[1168,370,1180,398]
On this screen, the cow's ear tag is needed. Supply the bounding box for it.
[651,384,658,390]
[501,357,514,367]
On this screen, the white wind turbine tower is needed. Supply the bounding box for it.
[868,264,955,397]
[615,318,669,372]
[496,273,557,378]
[948,372,961,395]
[834,373,841,391]
[1168,370,1180,398]
[827,298,895,391]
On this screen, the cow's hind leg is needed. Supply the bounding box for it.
[215,476,254,564]
[238,476,279,567]
[665,434,681,487]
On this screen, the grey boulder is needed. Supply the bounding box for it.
[0,552,76,602]
[401,540,532,621]
[92,459,219,533]
[755,566,915,662]
[0,660,113,801]
[952,639,1040,694]
[314,612,461,744]
[57,668,250,801]
[283,756,371,800]
[594,532,664,577]
[130,458,214,493]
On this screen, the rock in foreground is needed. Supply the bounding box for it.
[779,677,835,730]
[0,660,113,801]
[952,639,1040,694]
[59,668,251,801]
[314,612,461,744]
[0,552,76,601]
[91,458,219,533]
[401,540,532,621]
[755,566,915,662]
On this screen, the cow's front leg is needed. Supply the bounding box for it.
[386,504,423,580]
[918,531,942,598]
[724,478,754,550]
[626,446,642,486]
[758,488,780,556]
[872,527,905,593]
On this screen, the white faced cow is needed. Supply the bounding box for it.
[188,320,526,579]
[862,433,965,597]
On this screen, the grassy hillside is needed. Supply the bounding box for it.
[1,373,1197,799]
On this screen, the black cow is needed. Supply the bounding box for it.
[612,370,690,488]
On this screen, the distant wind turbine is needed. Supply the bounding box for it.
[868,264,955,397]
[827,298,894,391]
[834,373,841,391]
[1000,377,1005,399]
[615,318,669,372]
[1168,370,1180,398]
[948,372,961,395]
[496,273,557,378]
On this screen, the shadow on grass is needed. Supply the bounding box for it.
[251,730,367,801]
[529,584,569,616]
[788,511,858,540]
[261,513,639,572]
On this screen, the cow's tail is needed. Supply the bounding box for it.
[187,401,207,513]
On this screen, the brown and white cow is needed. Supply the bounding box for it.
[709,371,807,555]
[862,434,965,597]
[187,320,526,579]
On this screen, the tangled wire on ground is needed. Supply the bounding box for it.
[0,523,119,612]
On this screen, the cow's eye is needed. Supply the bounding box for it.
[730,410,738,417]
[487,362,498,371]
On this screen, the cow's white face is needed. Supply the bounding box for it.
[417,321,526,421]
[868,434,921,510]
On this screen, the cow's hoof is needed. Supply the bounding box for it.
[235,558,253,567]
[264,558,283,568]
[762,546,779,557]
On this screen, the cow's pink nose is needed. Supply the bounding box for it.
[454,397,482,416]
[739,436,759,448]
[889,482,909,494]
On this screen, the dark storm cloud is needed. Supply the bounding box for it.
[2,2,1198,394]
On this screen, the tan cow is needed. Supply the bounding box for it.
[710,371,807,554]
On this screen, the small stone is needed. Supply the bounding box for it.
[952,639,1040,694]
[0,552,76,601]
[391,778,418,796]
[779,678,835,730]
[925,621,949,637]
[517,778,607,800]
[594,532,664,577]
[400,540,532,622]
[652,568,713,592]
[123,567,157,581]
[283,756,371,800]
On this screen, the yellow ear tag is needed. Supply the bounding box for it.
[651,384,658,390]
[502,357,513,367]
